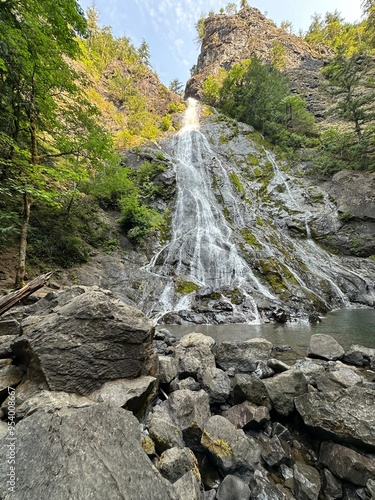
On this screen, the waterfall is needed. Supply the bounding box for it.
[147,98,274,323]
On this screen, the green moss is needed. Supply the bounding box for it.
[242,228,262,249]
[175,279,199,294]
[369,255,375,261]
[226,288,243,305]
[229,171,245,194]
[247,154,259,166]
[201,430,233,457]
[256,216,264,226]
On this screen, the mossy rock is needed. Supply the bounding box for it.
[175,279,199,294]
[241,228,262,249]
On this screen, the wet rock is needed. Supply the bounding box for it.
[253,360,274,379]
[0,404,178,500]
[148,406,185,453]
[157,447,198,483]
[13,286,155,395]
[159,355,178,384]
[173,470,202,500]
[307,334,345,361]
[216,474,251,500]
[233,373,272,409]
[320,442,375,486]
[88,376,157,417]
[201,415,261,481]
[198,366,231,403]
[214,338,273,373]
[293,462,321,500]
[222,401,270,430]
[264,369,307,416]
[295,387,375,451]
[166,389,211,450]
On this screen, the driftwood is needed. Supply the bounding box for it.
[0,272,53,316]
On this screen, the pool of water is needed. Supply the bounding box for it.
[162,308,375,357]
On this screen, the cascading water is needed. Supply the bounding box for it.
[147,98,273,322]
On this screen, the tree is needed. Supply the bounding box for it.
[169,79,184,95]
[362,0,375,48]
[225,3,237,15]
[280,20,293,34]
[195,14,206,45]
[0,0,118,286]
[138,39,151,66]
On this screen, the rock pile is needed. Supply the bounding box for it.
[0,289,374,499]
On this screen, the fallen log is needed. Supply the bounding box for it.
[0,272,53,316]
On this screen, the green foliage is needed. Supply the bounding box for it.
[202,69,228,106]
[169,79,184,95]
[195,15,206,44]
[175,279,199,294]
[119,194,163,244]
[271,41,286,69]
[241,228,262,249]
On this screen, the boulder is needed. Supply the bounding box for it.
[157,447,198,483]
[216,474,251,500]
[0,335,18,359]
[315,362,363,392]
[201,415,261,481]
[170,376,201,392]
[173,470,202,500]
[307,334,345,361]
[0,404,178,499]
[174,334,216,376]
[222,401,270,430]
[12,286,155,395]
[250,469,286,499]
[344,344,375,369]
[233,373,272,409]
[295,387,375,451]
[260,434,290,467]
[293,462,321,500]
[320,442,375,486]
[159,355,178,384]
[166,389,211,450]
[264,369,307,416]
[322,468,342,500]
[198,366,231,403]
[214,338,273,372]
[0,364,23,400]
[14,390,95,419]
[148,406,185,453]
[88,376,157,417]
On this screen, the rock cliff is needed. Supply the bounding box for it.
[185,6,332,118]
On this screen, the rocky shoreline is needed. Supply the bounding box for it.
[0,286,374,499]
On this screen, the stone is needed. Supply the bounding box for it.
[15,390,95,419]
[295,387,375,451]
[293,462,321,500]
[170,376,201,392]
[204,491,216,500]
[148,406,185,453]
[253,360,274,379]
[316,363,363,392]
[322,468,342,500]
[233,373,272,409]
[0,364,23,400]
[0,404,178,500]
[307,334,345,361]
[293,359,326,386]
[201,415,261,482]
[344,345,375,368]
[320,442,375,486]
[264,369,307,416]
[267,358,291,373]
[216,474,251,500]
[157,447,198,483]
[250,469,286,500]
[179,332,215,349]
[0,335,18,359]
[214,338,273,372]
[166,389,211,450]
[0,421,8,440]
[174,340,216,377]
[367,479,375,499]
[260,434,290,467]
[198,366,231,403]
[0,316,21,336]
[12,286,155,395]
[222,401,270,430]
[159,355,178,383]
[88,376,157,417]
[173,470,202,500]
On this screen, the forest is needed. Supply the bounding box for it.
[0,0,374,287]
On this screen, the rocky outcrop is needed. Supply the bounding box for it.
[11,286,155,395]
[185,6,331,118]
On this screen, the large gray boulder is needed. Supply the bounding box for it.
[264,369,307,416]
[295,387,375,451]
[214,338,273,372]
[198,366,231,403]
[307,334,345,361]
[344,344,375,369]
[216,474,251,500]
[232,373,271,409]
[293,462,321,500]
[222,401,270,430]
[148,406,185,453]
[157,447,198,483]
[201,415,261,481]
[12,286,155,395]
[0,404,178,500]
[174,333,216,376]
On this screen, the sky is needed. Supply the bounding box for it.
[78,0,364,87]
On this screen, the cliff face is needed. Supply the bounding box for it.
[185,6,332,118]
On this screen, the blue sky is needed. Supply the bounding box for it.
[78,0,363,87]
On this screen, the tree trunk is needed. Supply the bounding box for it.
[15,191,31,288]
